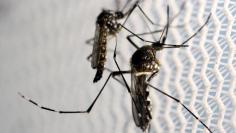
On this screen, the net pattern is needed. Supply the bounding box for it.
[129,0,236,133]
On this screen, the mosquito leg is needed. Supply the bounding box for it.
[112,70,131,77]
[120,0,132,13]
[136,1,185,42]
[122,0,141,25]
[137,4,159,26]
[113,36,142,113]
[146,83,212,133]
[126,29,163,49]
[85,37,94,61]
[159,5,170,43]
[112,70,131,88]
[122,0,185,27]
[164,5,170,43]
[18,92,88,113]
[179,13,211,45]
[125,2,185,46]
[168,1,186,27]
[87,54,92,61]
[113,36,132,93]
[120,24,156,44]
[126,35,140,49]
[161,13,211,46]
[18,70,130,114]
[124,2,186,46]
[104,67,131,87]
[137,1,186,27]
[110,70,132,88]
[120,0,160,44]
[114,0,121,11]
[85,37,94,45]
[86,32,115,46]
[147,71,159,82]
[119,0,161,45]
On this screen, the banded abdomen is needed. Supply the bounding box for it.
[91,25,108,82]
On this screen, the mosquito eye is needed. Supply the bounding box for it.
[115,12,124,18]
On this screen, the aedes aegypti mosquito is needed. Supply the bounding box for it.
[111,7,212,133]
[87,0,164,83]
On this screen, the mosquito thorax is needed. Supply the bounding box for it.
[131,45,160,74]
[96,10,122,34]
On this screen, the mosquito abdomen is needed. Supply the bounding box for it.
[91,25,107,82]
[91,10,122,82]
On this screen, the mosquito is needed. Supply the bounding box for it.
[111,8,212,133]
[86,0,138,83]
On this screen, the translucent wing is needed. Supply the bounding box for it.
[131,71,151,131]
[91,24,101,68]
[131,72,141,127]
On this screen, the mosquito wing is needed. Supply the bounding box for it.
[131,71,151,131]
[131,72,141,127]
[91,24,102,69]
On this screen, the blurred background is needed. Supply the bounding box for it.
[0,0,235,133]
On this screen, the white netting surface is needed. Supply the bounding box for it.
[0,0,235,133]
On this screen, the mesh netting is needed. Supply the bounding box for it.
[130,0,236,132]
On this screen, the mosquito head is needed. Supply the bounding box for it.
[152,41,164,51]
[115,11,124,19]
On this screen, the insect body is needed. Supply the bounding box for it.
[130,45,160,131]
[91,10,125,82]
[128,42,189,132]
[112,7,212,132]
